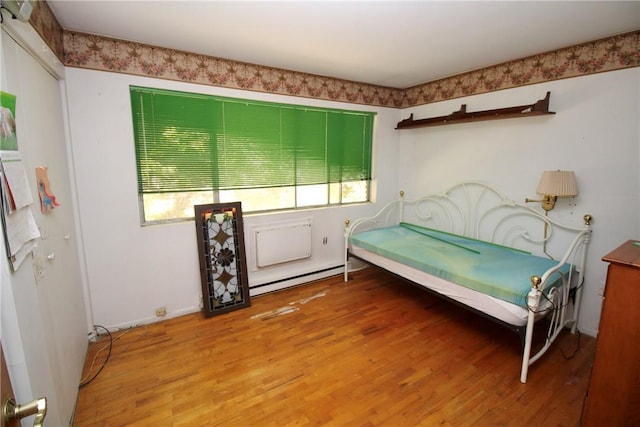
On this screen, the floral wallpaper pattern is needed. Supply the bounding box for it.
[28,1,64,60]
[404,32,640,107]
[29,2,640,109]
[62,31,405,108]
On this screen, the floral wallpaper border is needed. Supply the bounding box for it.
[61,30,405,107]
[29,2,640,109]
[28,1,64,61]
[404,31,640,107]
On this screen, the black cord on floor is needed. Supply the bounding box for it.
[79,325,112,388]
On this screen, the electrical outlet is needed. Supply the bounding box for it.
[155,306,167,317]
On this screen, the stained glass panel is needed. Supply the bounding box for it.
[195,202,251,317]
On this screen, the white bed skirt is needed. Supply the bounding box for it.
[349,246,547,327]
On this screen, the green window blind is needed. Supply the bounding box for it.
[130,86,375,194]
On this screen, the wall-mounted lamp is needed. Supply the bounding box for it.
[526,170,578,211]
[526,170,578,258]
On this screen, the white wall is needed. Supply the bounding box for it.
[397,68,640,336]
[64,68,401,330]
[64,65,639,337]
[1,24,88,426]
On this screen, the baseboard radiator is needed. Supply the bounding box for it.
[254,218,312,268]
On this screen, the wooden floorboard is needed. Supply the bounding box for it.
[73,268,595,426]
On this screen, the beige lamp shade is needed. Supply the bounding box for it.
[536,170,578,197]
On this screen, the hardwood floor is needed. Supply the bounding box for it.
[73,268,595,426]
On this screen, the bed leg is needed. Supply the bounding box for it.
[571,215,592,334]
[521,276,542,383]
[569,271,586,334]
[344,219,351,282]
[521,312,535,383]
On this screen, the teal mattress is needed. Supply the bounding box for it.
[349,223,570,307]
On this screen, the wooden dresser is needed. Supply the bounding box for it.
[582,240,640,426]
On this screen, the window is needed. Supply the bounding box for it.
[130,86,375,223]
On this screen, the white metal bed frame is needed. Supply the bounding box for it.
[344,182,592,383]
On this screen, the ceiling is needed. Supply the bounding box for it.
[47,1,640,89]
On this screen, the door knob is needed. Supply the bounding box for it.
[3,397,47,427]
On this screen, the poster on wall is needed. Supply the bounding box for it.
[194,202,251,317]
[0,91,40,271]
[35,166,60,213]
[0,91,18,151]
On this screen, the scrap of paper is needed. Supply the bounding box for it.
[35,166,60,213]
[1,151,33,212]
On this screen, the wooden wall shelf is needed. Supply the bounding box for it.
[395,92,555,130]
